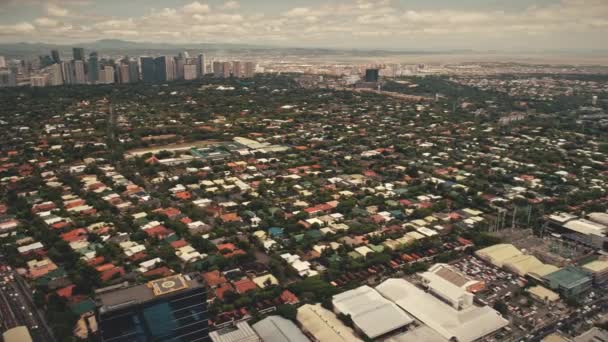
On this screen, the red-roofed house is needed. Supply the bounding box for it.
[233,279,257,294]
[202,270,228,288]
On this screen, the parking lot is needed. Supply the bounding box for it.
[450,256,571,341]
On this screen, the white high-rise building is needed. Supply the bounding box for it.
[197,54,206,78]
[184,64,197,81]
[0,56,6,69]
[592,95,598,106]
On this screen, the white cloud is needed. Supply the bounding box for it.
[1,0,608,49]
[34,17,59,28]
[182,1,210,14]
[47,3,69,17]
[222,1,240,10]
[0,22,35,35]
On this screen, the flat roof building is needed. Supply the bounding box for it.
[297,304,362,342]
[527,285,560,303]
[581,259,608,284]
[543,267,592,298]
[96,274,209,342]
[252,316,310,342]
[332,285,414,339]
[209,321,260,342]
[2,326,33,342]
[376,278,508,342]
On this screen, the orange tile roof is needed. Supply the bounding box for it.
[233,279,257,294]
[202,270,228,287]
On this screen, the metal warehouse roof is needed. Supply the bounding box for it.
[332,285,414,339]
[376,279,509,342]
[252,316,310,342]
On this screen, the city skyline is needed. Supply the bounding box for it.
[0,0,607,51]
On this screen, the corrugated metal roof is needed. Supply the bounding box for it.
[209,322,260,342]
[252,316,309,342]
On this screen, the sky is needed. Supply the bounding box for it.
[0,0,607,50]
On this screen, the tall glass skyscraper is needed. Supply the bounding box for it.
[88,52,99,84]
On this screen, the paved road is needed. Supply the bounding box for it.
[0,265,56,342]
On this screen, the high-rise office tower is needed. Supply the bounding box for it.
[74,60,86,84]
[49,63,64,86]
[166,57,176,81]
[119,64,130,83]
[0,56,6,69]
[213,61,222,78]
[232,61,242,78]
[592,95,598,106]
[364,68,379,82]
[73,47,85,61]
[154,56,168,83]
[39,55,54,68]
[175,56,185,80]
[184,64,197,81]
[51,49,61,64]
[141,57,155,83]
[197,54,206,78]
[88,52,99,84]
[100,66,115,84]
[222,62,232,78]
[61,61,75,85]
[0,70,14,87]
[128,60,139,83]
[244,62,255,78]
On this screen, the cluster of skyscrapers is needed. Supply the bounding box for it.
[0,47,257,88]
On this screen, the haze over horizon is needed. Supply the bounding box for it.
[0,0,607,51]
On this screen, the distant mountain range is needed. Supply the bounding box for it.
[0,39,474,59]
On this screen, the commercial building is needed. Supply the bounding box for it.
[74,60,86,84]
[574,327,608,342]
[364,68,379,82]
[61,61,75,84]
[119,64,130,84]
[587,212,608,226]
[384,325,447,342]
[184,64,198,81]
[49,63,63,86]
[51,49,61,64]
[128,61,139,83]
[562,219,607,237]
[2,326,33,342]
[100,66,115,84]
[244,62,255,78]
[209,321,260,342]
[475,243,559,280]
[233,61,242,78]
[332,285,414,339]
[543,267,592,298]
[141,57,155,83]
[296,304,361,342]
[197,53,206,77]
[581,259,608,284]
[73,47,85,61]
[213,61,222,78]
[376,278,508,342]
[252,315,310,342]
[527,285,560,303]
[96,274,209,342]
[88,52,99,84]
[422,263,485,293]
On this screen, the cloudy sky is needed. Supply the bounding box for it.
[0,0,606,50]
